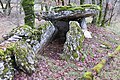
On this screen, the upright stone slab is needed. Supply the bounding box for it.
[63,21,84,61]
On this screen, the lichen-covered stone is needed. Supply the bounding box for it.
[0,47,14,80]
[115,45,120,52]
[0,40,37,79]
[0,49,4,56]
[39,24,56,52]
[3,25,32,40]
[52,4,101,12]
[92,59,106,73]
[83,71,93,80]
[63,21,84,61]
[13,41,36,75]
[3,25,46,44]
[0,23,51,79]
[0,62,4,75]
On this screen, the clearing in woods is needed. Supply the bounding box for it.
[0,11,120,80]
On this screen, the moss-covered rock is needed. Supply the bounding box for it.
[92,59,106,74]
[0,40,36,79]
[83,71,93,80]
[3,25,46,42]
[63,21,84,61]
[0,44,14,80]
[0,49,4,56]
[13,41,36,75]
[115,45,120,52]
[0,22,51,79]
[52,4,101,12]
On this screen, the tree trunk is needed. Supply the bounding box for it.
[92,0,97,24]
[80,0,85,5]
[97,0,103,26]
[68,0,70,5]
[61,0,64,6]
[108,0,117,25]
[101,2,108,27]
[21,0,35,28]
[4,0,11,16]
[0,0,5,12]
[0,0,11,15]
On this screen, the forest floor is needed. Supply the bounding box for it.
[14,25,120,80]
[0,13,120,80]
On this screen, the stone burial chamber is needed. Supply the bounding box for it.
[0,5,99,80]
[41,8,97,42]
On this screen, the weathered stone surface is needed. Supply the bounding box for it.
[63,21,84,61]
[0,62,4,74]
[41,6,98,43]
[42,9,97,21]
[0,48,14,80]
[38,24,56,53]
[14,41,36,75]
[42,4,100,21]
[0,23,50,79]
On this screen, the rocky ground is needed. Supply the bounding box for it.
[0,12,120,80]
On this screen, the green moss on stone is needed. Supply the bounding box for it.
[53,4,101,12]
[63,22,84,61]
[0,49,4,56]
[83,72,93,80]
[115,45,120,52]
[12,41,36,75]
[92,59,106,73]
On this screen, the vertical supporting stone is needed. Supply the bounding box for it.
[78,18,87,30]
[77,18,92,38]
[63,21,84,61]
